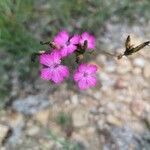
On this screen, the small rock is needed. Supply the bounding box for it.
[132,67,142,75]
[64,100,70,106]
[72,133,89,150]
[40,140,55,150]
[97,120,106,130]
[8,112,24,128]
[72,107,89,127]
[12,95,51,115]
[130,100,145,117]
[0,147,6,150]
[143,111,150,130]
[98,72,110,82]
[90,107,98,115]
[26,126,40,136]
[94,92,101,99]
[105,65,116,73]
[78,127,102,150]
[133,58,145,68]
[104,61,116,73]
[110,126,142,150]
[7,112,25,145]
[98,72,115,87]
[48,122,62,136]
[96,55,107,64]
[100,125,144,150]
[0,124,9,144]
[34,109,50,125]
[117,59,132,74]
[114,78,128,89]
[129,121,145,133]
[71,95,79,105]
[143,64,150,78]
[141,132,150,150]
[106,115,123,127]
[145,117,150,130]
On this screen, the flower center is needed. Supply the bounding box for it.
[83,72,88,77]
[66,40,70,46]
[53,64,59,68]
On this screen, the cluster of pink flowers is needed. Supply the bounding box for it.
[39,30,98,90]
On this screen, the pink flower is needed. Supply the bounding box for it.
[80,32,95,50]
[73,64,98,90]
[53,30,80,57]
[39,52,69,84]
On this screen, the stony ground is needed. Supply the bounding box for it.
[0,21,150,150]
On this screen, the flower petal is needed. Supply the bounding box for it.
[86,76,97,87]
[73,72,83,82]
[50,51,61,64]
[59,30,69,40]
[77,76,97,90]
[87,36,95,49]
[78,64,88,72]
[60,47,69,57]
[86,64,97,73]
[81,32,90,39]
[67,44,77,54]
[58,65,69,78]
[40,68,52,80]
[78,78,89,90]
[39,54,52,66]
[39,52,61,66]
[51,65,69,84]
[80,32,95,50]
[54,30,69,46]
[51,70,64,84]
[60,44,76,57]
[74,63,98,90]
[70,35,80,44]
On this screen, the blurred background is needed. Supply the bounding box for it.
[0,0,150,149]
